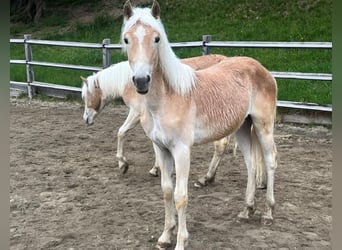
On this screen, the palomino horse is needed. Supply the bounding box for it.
[81,55,234,184]
[121,1,277,249]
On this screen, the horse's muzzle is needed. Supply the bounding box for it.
[133,75,150,94]
[84,117,94,125]
[83,112,95,125]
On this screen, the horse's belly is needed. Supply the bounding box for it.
[193,126,233,145]
[193,112,247,145]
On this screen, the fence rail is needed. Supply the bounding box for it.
[10,34,332,113]
[204,41,332,49]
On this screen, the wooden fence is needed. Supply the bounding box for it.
[10,34,332,116]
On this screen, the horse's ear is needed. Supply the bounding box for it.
[151,0,160,19]
[80,76,88,86]
[123,0,133,20]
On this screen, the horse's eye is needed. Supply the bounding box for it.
[124,38,129,44]
[154,36,160,43]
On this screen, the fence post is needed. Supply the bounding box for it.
[102,38,111,68]
[202,35,212,55]
[24,34,35,99]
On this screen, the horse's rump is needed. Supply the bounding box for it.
[190,56,276,143]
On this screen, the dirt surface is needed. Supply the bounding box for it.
[10,97,332,250]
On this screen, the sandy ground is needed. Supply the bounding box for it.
[10,97,332,249]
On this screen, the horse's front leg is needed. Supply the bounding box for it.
[116,108,140,174]
[156,146,176,249]
[172,145,191,250]
[195,136,230,187]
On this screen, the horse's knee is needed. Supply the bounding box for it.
[117,130,125,139]
[162,188,173,201]
[174,194,188,210]
[214,137,228,152]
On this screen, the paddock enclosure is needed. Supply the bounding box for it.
[10,97,332,249]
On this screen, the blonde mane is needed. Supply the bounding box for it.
[121,6,196,95]
[81,61,132,99]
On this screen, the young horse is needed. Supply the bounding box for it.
[81,54,233,184]
[121,1,277,249]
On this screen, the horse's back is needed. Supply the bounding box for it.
[181,54,227,70]
[195,56,277,106]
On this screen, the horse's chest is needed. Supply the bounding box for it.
[142,114,171,147]
[151,117,167,143]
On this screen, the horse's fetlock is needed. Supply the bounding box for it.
[266,199,275,210]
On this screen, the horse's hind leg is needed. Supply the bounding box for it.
[252,109,277,224]
[252,117,277,225]
[195,136,230,187]
[235,117,257,221]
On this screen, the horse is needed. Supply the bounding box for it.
[81,54,235,185]
[121,1,277,249]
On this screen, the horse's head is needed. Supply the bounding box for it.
[121,0,161,94]
[81,75,103,125]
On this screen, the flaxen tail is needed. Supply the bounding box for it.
[250,125,267,189]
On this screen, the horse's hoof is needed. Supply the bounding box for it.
[236,213,250,223]
[194,176,214,188]
[237,206,256,222]
[261,215,273,225]
[119,162,129,174]
[256,183,267,189]
[149,168,159,177]
[194,180,205,188]
[156,241,172,250]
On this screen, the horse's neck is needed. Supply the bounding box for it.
[98,67,128,100]
[148,37,195,96]
[145,69,167,108]
[144,69,191,116]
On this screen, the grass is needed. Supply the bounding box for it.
[10,0,332,104]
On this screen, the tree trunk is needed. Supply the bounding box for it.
[10,0,45,23]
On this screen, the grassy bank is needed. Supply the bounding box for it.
[10,0,332,104]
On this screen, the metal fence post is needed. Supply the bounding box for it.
[202,35,212,55]
[102,38,111,68]
[24,34,35,99]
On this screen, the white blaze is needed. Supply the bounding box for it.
[133,26,152,78]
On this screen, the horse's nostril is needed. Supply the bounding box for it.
[147,75,151,82]
[132,76,135,83]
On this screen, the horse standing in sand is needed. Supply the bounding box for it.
[121,1,277,249]
[81,55,234,185]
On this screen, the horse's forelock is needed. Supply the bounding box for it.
[121,7,164,42]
